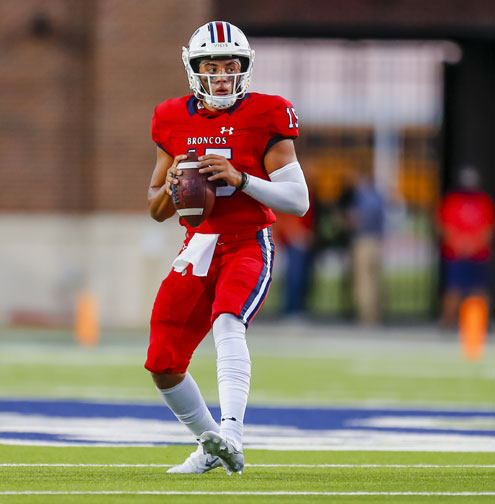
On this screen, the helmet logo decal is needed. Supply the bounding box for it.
[209,21,231,44]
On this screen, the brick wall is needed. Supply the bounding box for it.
[0,0,90,211]
[0,0,213,212]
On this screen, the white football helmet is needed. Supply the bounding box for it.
[182,21,255,110]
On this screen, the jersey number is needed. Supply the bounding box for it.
[286,107,298,129]
[204,148,236,197]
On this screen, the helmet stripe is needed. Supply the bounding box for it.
[215,21,225,43]
[208,22,215,43]
[225,22,231,42]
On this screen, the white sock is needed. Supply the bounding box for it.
[213,313,251,449]
[156,372,219,438]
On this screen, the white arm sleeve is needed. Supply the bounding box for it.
[242,162,310,216]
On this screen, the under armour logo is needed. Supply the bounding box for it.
[220,126,234,135]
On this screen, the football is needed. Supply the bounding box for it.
[172,151,216,227]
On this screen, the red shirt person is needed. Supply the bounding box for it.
[438,191,494,262]
[437,167,494,326]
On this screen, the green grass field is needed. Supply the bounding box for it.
[2,446,495,503]
[1,324,494,503]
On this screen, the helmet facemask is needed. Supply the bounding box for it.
[185,55,252,109]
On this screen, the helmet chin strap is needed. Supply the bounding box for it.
[204,94,237,110]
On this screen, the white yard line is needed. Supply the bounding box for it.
[1,491,495,496]
[1,463,494,468]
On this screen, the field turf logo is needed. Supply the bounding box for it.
[0,400,494,451]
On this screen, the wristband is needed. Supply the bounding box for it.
[237,172,250,191]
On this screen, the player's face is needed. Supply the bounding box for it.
[198,59,242,96]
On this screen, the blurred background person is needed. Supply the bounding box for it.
[343,166,386,325]
[437,166,495,328]
[274,204,315,319]
[274,159,316,319]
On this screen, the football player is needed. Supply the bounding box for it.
[146,21,309,474]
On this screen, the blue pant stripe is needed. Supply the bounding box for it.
[239,228,274,326]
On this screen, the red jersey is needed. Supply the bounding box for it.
[438,191,495,260]
[152,93,299,234]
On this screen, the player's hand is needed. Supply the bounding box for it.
[165,154,188,195]
[198,154,243,188]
